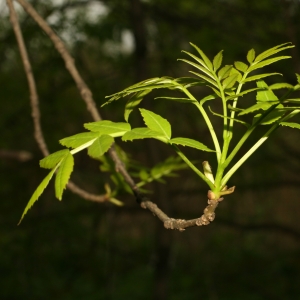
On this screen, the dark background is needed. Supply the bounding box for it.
[1,0,300,299]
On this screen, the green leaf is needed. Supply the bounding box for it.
[55,152,74,200]
[213,50,223,71]
[243,73,281,83]
[124,89,152,122]
[139,109,171,139]
[256,80,279,101]
[238,102,275,116]
[122,128,167,142]
[247,49,255,64]
[84,120,131,137]
[179,58,215,79]
[190,43,214,71]
[296,73,300,85]
[18,166,58,224]
[218,65,233,80]
[280,122,300,129]
[170,137,214,152]
[253,105,285,125]
[254,43,293,62]
[60,132,100,149]
[190,71,218,88]
[174,77,205,88]
[234,61,248,73]
[226,88,261,101]
[222,73,238,89]
[199,94,217,105]
[269,83,294,90]
[230,67,243,82]
[208,106,250,127]
[88,135,114,159]
[155,96,197,104]
[248,56,291,72]
[40,149,69,169]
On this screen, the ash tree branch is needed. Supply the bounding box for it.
[9,0,224,230]
[7,0,107,203]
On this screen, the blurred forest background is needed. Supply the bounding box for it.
[1,0,300,299]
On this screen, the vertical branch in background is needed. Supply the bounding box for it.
[7,0,108,203]
[6,0,49,157]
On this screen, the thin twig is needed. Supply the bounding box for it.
[7,0,108,203]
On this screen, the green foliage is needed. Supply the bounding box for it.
[21,42,300,223]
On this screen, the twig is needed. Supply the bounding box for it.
[10,0,225,230]
[7,0,108,203]
[0,149,32,162]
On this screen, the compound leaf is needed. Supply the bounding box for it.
[55,152,74,200]
[218,65,233,80]
[269,83,294,90]
[155,96,197,103]
[254,43,293,62]
[239,102,275,116]
[223,73,238,89]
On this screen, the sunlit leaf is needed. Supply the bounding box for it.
[243,73,281,83]
[139,109,171,139]
[222,73,238,89]
[253,105,285,125]
[179,58,215,79]
[88,135,114,159]
[170,137,214,152]
[60,132,100,149]
[234,61,248,73]
[174,77,205,88]
[269,83,294,90]
[208,106,250,127]
[190,71,218,88]
[218,65,233,80]
[226,88,261,101]
[280,122,300,129]
[256,80,279,101]
[155,96,197,103]
[40,149,69,169]
[254,43,293,62]
[213,50,223,71]
[84,120,131,137]
[124,89,152,122]
[18,166,58,224]
[230,68,243,82]
[122,128,167,142]
[238,102,276,116]
[190,43,214,71]
[248,56,291,72]
[247,49,255,64]
[55,152,74,200]
[296,73,300,85]
[200,94,217,105]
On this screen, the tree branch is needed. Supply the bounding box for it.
[10,0,225,230]
[7,0,108,204]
